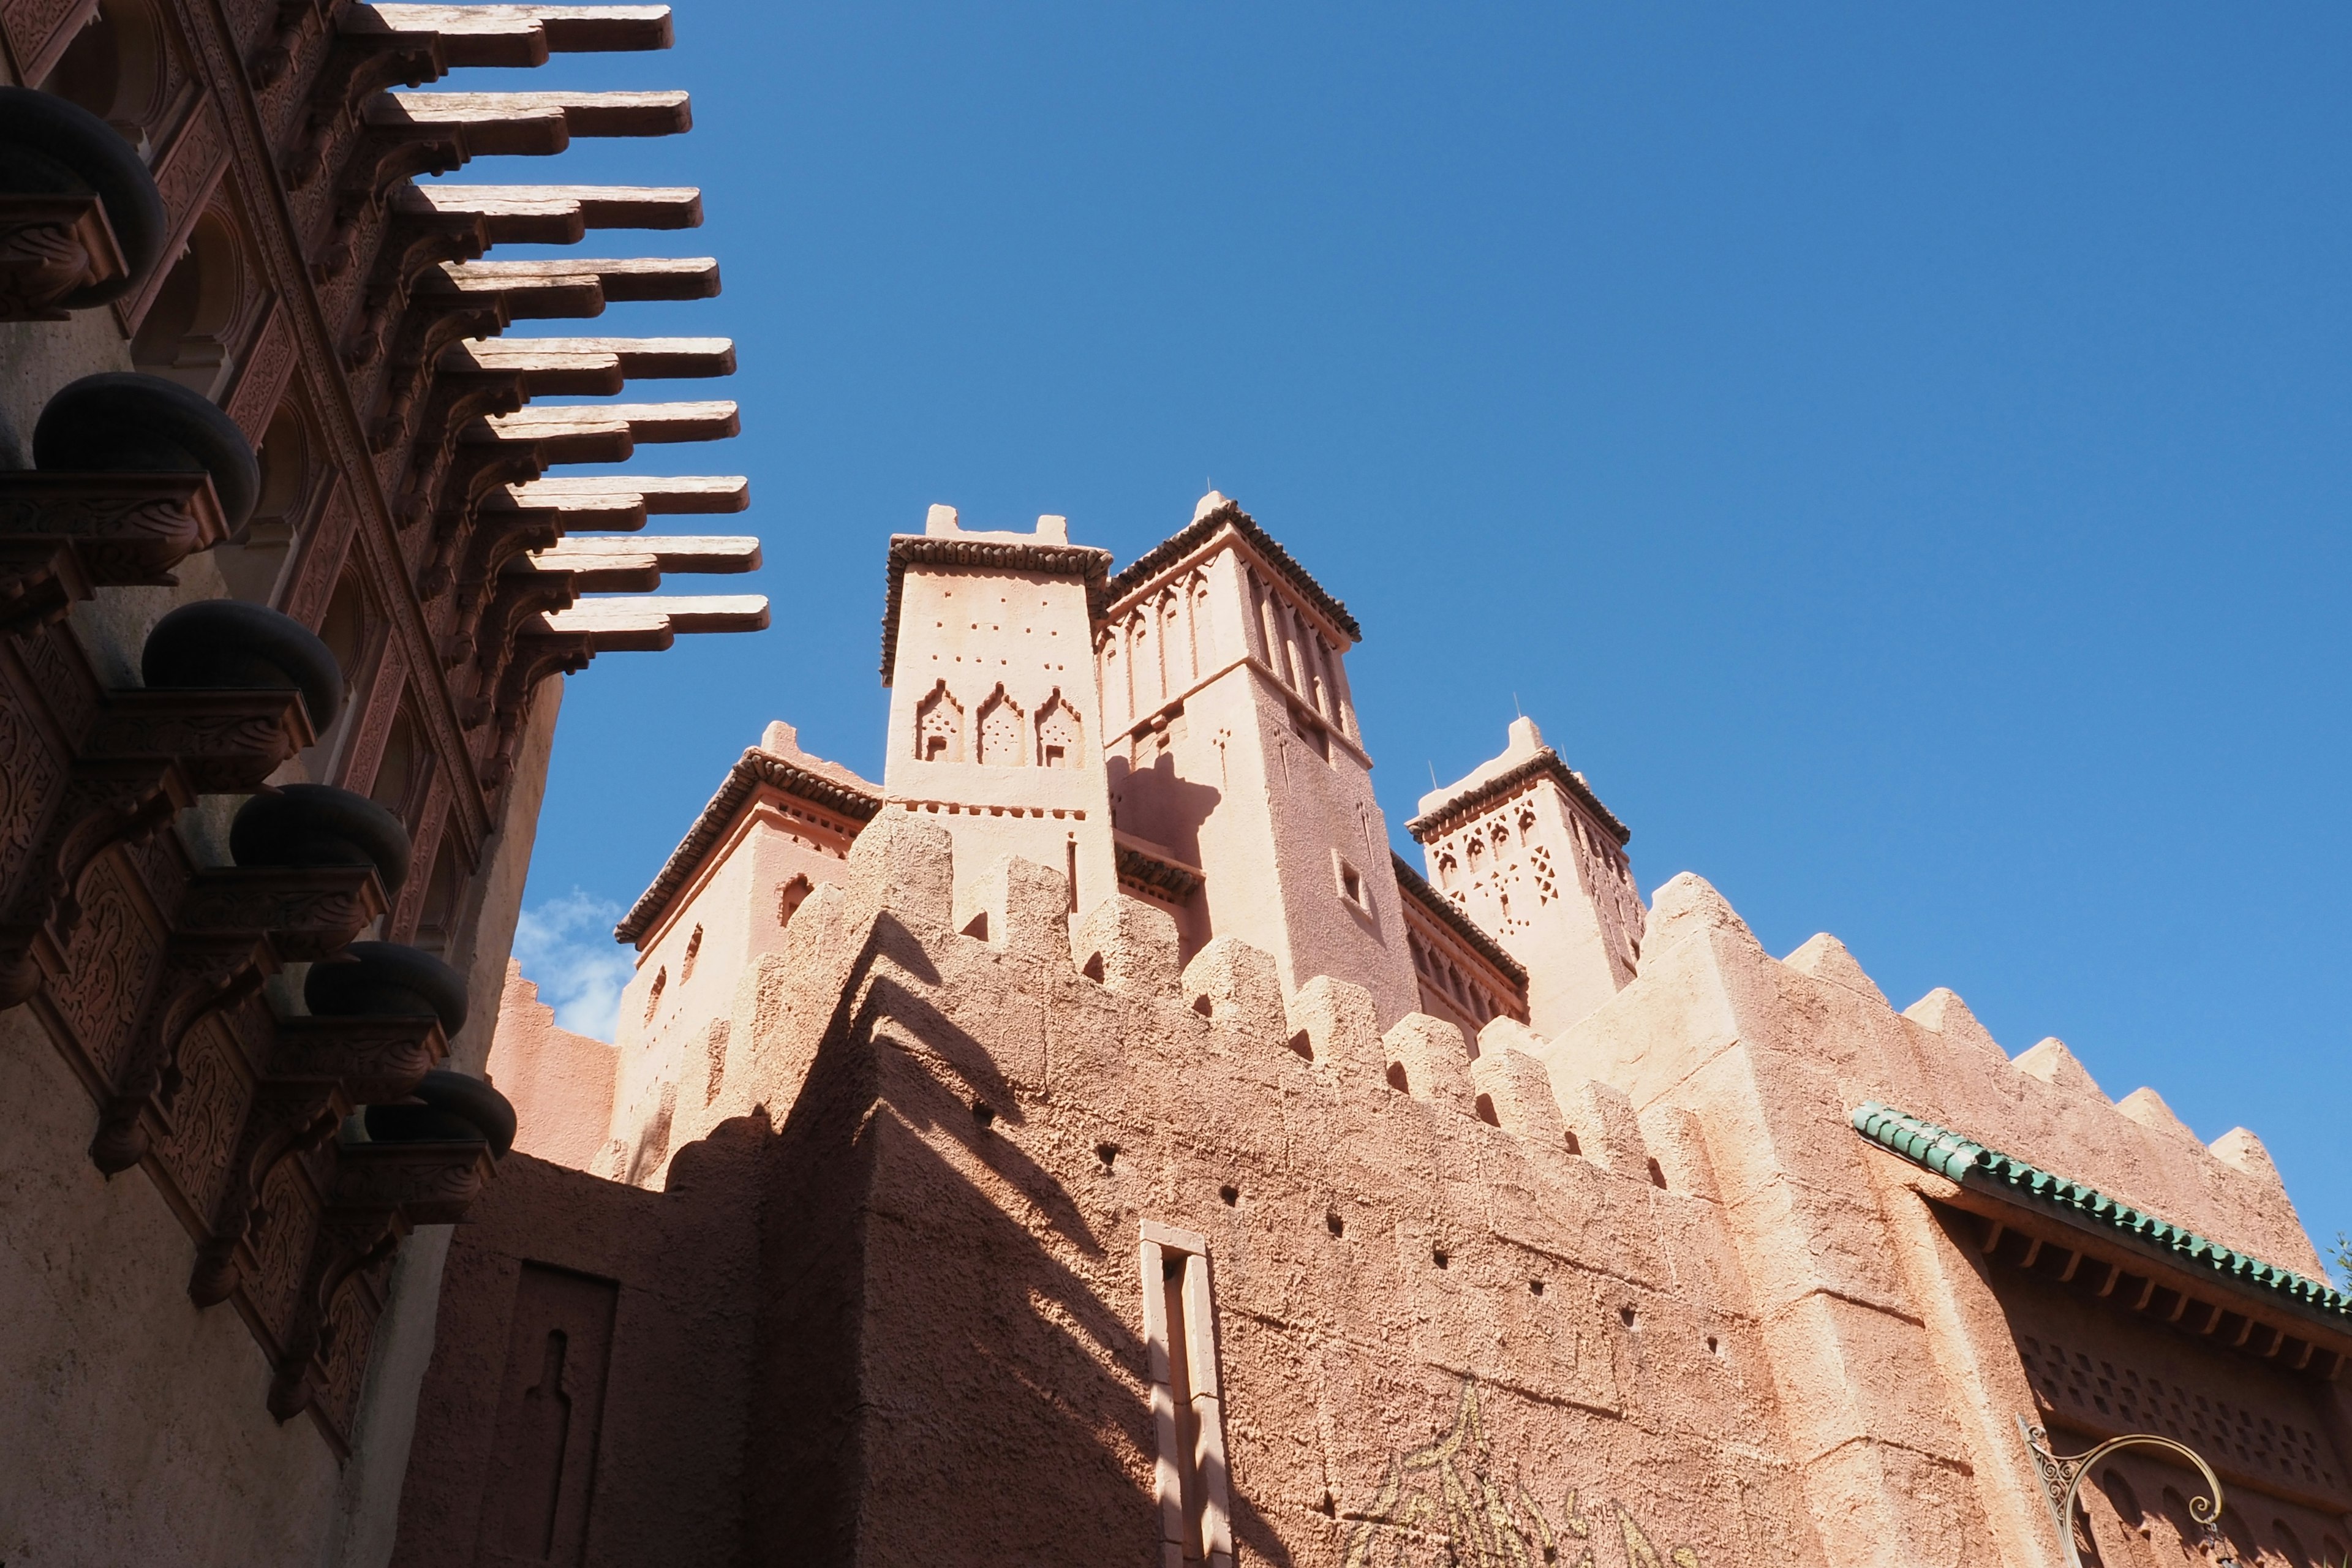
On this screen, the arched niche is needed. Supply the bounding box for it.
[294,570,376,781]
[214,396,318,603]
[130,205,245,396]
[39,0,172,156]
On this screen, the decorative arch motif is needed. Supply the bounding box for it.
[1036,689,1083,768]
[975,685,1025,766]
[914,680,962,763]
[131,205,250,397]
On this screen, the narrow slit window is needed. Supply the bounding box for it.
[1141,1221,1232,1567]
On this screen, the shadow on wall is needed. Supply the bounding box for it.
[1107,748,1222,869]
[398,912,1184,1566]
[748,910,1167,1564]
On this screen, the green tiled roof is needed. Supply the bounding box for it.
[1852,1101,2352,1327]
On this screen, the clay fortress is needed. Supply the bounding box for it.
[0,0,2344,1561]
[418,496,2352,1566]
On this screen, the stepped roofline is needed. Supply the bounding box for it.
[1104,493,1362,642]
[1408,716,1629,846]
[879,505,1113,683]
[614,721,880,944]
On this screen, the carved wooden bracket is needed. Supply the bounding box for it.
[89,863,387,1174]
[0,194,129,322]
[0,473,229,633]
[268,1137,491,1441]
[0,687,312,1005]
[187,1011,445,1310]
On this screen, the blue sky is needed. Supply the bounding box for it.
[482,6,2352,1271]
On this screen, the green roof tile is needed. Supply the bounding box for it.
[1852,1101,2352,1327]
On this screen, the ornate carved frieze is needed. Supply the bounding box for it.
[0,473,229,633]
[267,1137,490,1447]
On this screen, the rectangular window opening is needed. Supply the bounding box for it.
[1142,1221,1232,1567]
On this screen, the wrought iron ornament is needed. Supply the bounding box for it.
[2018,1414,2236,1567]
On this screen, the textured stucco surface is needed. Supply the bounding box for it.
[0,1006,343,1567]
[398,806,2350,1567]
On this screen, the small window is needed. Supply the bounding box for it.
[1141,1222,1232,1566]
[1335,854,1365,910]
[643,967,666,1023]
[778,874,812,927]
[681,924,703,980]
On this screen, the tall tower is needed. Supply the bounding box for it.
[881,505,1119,914]
[1099,493,1417,1027]
[1406,717,1642,1037]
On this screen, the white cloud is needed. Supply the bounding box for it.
[513,888,638,1041]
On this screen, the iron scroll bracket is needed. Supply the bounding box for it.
[2018,1414,2236,1567]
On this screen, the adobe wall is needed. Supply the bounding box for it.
[1104,540,1417,1029]
[402,815,1827,1564]
[406,810,2348,1567]
[610,805,832,1178]
[0,1003,344,1567]
[1548,871,2347,1568]
[386,1134,761,1567]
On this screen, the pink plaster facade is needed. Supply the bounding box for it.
[404,495,2350,1567]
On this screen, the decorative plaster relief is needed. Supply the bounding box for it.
[1342,1381,1706,1568]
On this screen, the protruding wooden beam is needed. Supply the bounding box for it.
[393,184,702,244]
[525,535,760,574]
[361,4,674,64]
[466,401,737,461]
[416,256,718,322]
[445,336,734,379]
[530,592,769,647]
[488,474,747,529]
[361,96,570,159]
[383,89,692,137]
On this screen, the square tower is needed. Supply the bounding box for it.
[1407,717,1643,1036]
[882,505,1119,913]
[1099,494,1418,1026]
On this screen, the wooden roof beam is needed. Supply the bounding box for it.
[522,535,761,576]
[358,6,674,67]
[445,336,734,380]
[483,474,747,529]
[380,89,692,139]
[462,400,737,464]
[418,256,719,321]
[530,592,769,649]
[394,184,702,245]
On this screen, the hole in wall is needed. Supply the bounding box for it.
[961,910,989,940]
[1191,994,1213,1017]
[1385,1061,1408,1094]
[1474,1093,1499,1127]
[1287,1030,1313,1060]
[1218,1183,1238,1206]
[1706,1335,1721,1355]
[1431,1248,1449,1270]
[1529,1280,1544,1296]
[1319,1493,1335,1518]
[1325,1210,1343,1238]
[970,1101,995,1128]
[1563,1129,1581,1156]
[1619,1304,1637,1328]
[1646,1157,1668,1189]
[1094,1141,1118,1169]
[1080,952,1106,983]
